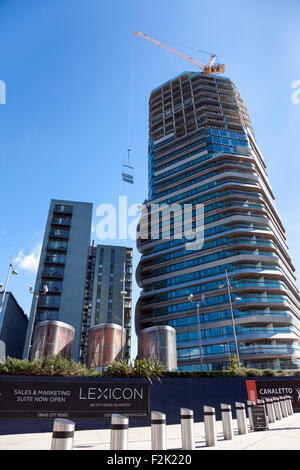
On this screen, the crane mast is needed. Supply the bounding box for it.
[133,31,225,75]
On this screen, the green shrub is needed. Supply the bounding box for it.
[0,356,296,378]
[133,359,167,380]
[261,368,277,377]
[242,368,263,377]
[162,367,293,378]
[0,355,100,377]
[102,360,133,377]
[288,370,300,376]
[103,359,167,382]
[228,367,247,377]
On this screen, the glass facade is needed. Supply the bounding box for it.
[135,71,300,371]
[81,244,133,363]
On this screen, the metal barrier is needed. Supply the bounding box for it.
[279,396,288,418]
[247,400,255,430]
[50,418,75,450]
[204,406,217,447]
[180,408,195,450]
[151,411,167,450]
[221,403,234,440]
[272,397,282,420]
[235,402,247,435]
[265,398,276,424]
[110,414,128,450]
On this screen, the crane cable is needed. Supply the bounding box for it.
[127,33,136,164]
[151,34,218,62]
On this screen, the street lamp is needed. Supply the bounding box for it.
[26,284,48,360]
[188,292,205,371]
[218,269,242,366]
[120,262,127,362]
[0,256,19,316]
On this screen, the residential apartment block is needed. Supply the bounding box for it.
[135,71,300,371]
[23,199,93,361]
[81,244,133,362]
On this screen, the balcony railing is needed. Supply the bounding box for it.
[52,216,71,226]
[42,267,64,278]
[49,229,69,239]
[54,204,73,214]
[239,345,299,356]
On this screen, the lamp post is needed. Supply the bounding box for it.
[0,255,19,316]
[188,293,205,371]
[218,269,242,366]
[120,262,127,362]
[26,284,48,360]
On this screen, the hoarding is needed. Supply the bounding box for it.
[246,378,300,409]
[0,378,149,420]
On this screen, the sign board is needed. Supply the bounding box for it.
[0,378,149,420]
[246,379,300,410]
[252,405,268,431]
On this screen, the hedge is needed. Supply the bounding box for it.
[0,357,297,378]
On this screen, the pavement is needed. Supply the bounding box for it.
[0,412,299,450]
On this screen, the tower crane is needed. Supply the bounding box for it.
[133,31,225,75]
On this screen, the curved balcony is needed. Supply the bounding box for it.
[239,344,300,360]
[136,72,300,372]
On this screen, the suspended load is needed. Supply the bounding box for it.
[122,149,134,184]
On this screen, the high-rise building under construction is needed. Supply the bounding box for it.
[135,70,300,371]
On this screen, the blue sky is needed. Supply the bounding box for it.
[0,0,300,359]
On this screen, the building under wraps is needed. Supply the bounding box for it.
[30,320,75,361]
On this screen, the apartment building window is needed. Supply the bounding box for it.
[54,204,73,215]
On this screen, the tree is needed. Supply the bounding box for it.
[230,354,239,370]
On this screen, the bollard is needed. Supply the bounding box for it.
[285,396,293,416]
[279,396,288,418]
[204,406,217,447]
[180,408,195,450]
[272,397,282,420]
[285,396,292,415]
[289,395,294,415]
[110,414,128,450]
[151,411,167,450]
[50,418,75,450]
[247,401,255,430]
[265,398,276,424]
[235,402,248,435]
[221,403,234,440]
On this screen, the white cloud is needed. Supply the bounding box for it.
[15,243,42,273]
